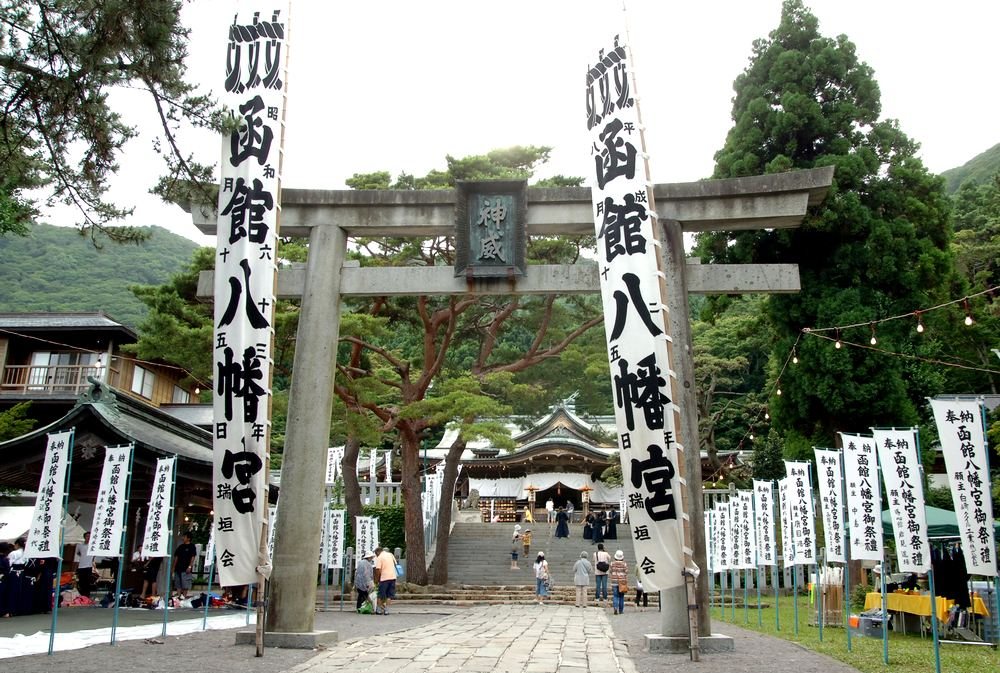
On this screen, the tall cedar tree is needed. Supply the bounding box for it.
[696,1,956,450]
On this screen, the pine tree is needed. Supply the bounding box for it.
[698,0,956,448]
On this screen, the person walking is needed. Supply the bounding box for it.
[545,498,555,523]
[634,565,648,611]
[572,551,593,607]
[354,551,375,612]
[609,549,629,615]
[372,546,398,615]
[73,531,96,597]
[522,528,533,558]
[533,552,550,605]
[171,532,197,599]
[510,529,521,570]
[593,543,611,606]
[554,507,570,538]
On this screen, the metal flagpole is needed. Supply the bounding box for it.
[773,481,779,632]
[730,568,736,621]
[202,544,215,630]
[914,429,942,673]
[322,499,329,612]
[793,563,799,636]
[743,568,749,624]
[880,537,889,663]
[976,400,1000,646]
[111,444,136,645]
[47,428,75,656]
[840,446,852,652]
[161,460,177,639]
[809,462,822,643]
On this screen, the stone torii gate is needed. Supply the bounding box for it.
[190,165,832,647]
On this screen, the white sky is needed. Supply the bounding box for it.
[40,0,1000,245]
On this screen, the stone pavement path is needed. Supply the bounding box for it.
[290,605,635,673]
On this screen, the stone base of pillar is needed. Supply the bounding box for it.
[644,633,735,654]
[235,630,338,649]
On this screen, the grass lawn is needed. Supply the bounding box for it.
[711,592,999,673]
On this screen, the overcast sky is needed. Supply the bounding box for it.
[42,0,1000,245]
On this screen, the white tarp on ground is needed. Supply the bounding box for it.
[0,506,85,544]
[468,473,623,503]
[0,613,254,658]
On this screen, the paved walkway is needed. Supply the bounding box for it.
[6,604,862,673]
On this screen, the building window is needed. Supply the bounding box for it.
[131,366,155,399]
[172,386,191,404]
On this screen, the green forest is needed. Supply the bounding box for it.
[0,223,200,327]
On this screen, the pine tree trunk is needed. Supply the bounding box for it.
[399,425,427,584]
[342,436,363,530]
[430,439,466,585]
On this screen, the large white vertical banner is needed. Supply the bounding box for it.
[212,2,289,586]
[142,458,176,558]
[814,449,846,563]
[873,428,930,573]
[784,461,817,565]
[587,35,686,592]
[753,480,776,566]
[714,501,732,571]
[778,478,794,566]
[930,399,996,576]
[89,445,133,557]
[25,430,73,559]
[840,433,883,561]
[737,490,757,569]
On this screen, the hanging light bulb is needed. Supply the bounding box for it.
[748,430,755,440]
[869,322,878,346]
[792,348,799,365]
[764,411,770,421]
[194,386,201,396]
[834,328,842,349]
[963,299,974,326]
[776,383,782,396]
[915,311,924,334]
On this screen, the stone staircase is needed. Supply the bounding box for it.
[319,521,659,607]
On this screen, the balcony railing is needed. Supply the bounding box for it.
[0,364,120,396]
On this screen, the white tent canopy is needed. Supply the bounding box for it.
[468,472,623,504]
[0,506,86,545]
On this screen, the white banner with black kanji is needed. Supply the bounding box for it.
[753,480,776,566]
[929,399,996,576]
[840,433,883,562]
[89,445,132,558]
[212,0,289,586]
[587,34,687,592]
[874,428,930,573]
[142,457,176,558]
[784,461,817,566]
[25,430,73,559]
[814,448,845,563]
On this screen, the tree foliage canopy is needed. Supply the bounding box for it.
[698,0,956,447]
[0,0,219,242]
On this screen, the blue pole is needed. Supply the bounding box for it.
[772,482,779,632]
[976,401,1000,646]
[880,554,888,664]
[730,568,735,621]
[339,567,345,612]
[817,562,823,642]
[743,568,749,624]
[111,444,136,645]
[757,566,762,627]
[774,565,780,631]
[793,564,799,636]
[246,584,253,625]
[202,549,215,630]
[161,459,177,639]
[914,429,941,673]
[47,428,75,656]
[840,446,852,653]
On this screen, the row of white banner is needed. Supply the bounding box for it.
[25,431,178,561]
[707,399,996,577]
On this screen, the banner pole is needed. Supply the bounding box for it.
[730,568,735,621]
[774,564,780,631]
[202,548,215,630]
[880,546,888,663]
[161,460,177,639]
[47,428,75,656]
[817,561,823,642]
[914,429,941,673]
[772,481,779,632]
[840,444,852,652]
[756,566,762,627]
[743,568,749,624]
[793,564,799,636]
[322,498,329,613]
[111,444,136,645]
[975,400,1000,645]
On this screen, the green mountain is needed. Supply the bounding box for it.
[940,142,1000,193]
[0,224,202,327]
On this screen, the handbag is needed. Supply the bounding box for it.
[618,581,628,594]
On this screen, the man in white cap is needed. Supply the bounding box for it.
[353,550,375,612]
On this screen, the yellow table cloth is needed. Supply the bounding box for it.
[864,591,990,621]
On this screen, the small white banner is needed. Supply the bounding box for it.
[328,510,345,569]
[142,458,176,558]
[814,448,846,563]
[355,515,377,567]
[89,445,133,558]
[205,526,216,569]
[715,501,733,571]
[267,503,277,560]
[25,430,74,559]
[752,480,777,566]
[704,508,714,573]
[778,477,794,566]
[930,399,996,576]
[784,461,817,565]
[368,448,377,483]
[325,447,344,486]
[737,490,757,569]
[840,433,884,561]
[874,428,930,573]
